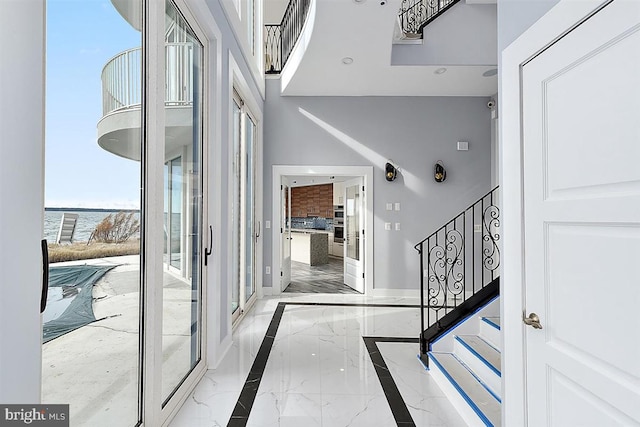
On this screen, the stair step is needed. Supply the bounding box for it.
[482,316,500,329]
[429,352,501,427]
[454,335,501,399]
[480,317,501,350]
[455,335,501,376]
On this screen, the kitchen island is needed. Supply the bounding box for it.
[290,229,329,266]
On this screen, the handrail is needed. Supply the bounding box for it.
[415,186,500,362]
[398,0,461,37]
[101,43,194,116]
[263,0,311,74]
[414,186,499,250]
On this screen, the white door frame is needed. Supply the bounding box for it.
[500,0,611,424]
[271,165,374,295]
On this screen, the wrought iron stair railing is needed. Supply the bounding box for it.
[415,186,500,367]
[398,0,461,38]
[264,0,311,74]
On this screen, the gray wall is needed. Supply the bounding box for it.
[392,3,497,66]
[497,0,559,52]
[202,0,264,356]
[263,79,492,290]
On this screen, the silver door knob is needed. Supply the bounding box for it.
[523,312,543,329]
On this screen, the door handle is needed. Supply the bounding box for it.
[205,225,212,266]
[41,239,49,313]
[523,312,542,329]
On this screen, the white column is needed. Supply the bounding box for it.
[0,0,46,403]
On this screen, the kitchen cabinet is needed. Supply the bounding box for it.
[333,182,344,206]
[332,241,344,258]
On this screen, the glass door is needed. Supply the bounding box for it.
[232,90,258,324]
[344,177,364,293]
[281,177,292,290]
[231,97,242,322]
[161,0,204,404]
[43,1,143,425]
[244,114,257,303]
[43,0,207,424]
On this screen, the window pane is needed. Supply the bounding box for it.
[43,0,142,424]
[162,0,204,403]
[232,99,241,315]
[346,185,360,261]
[245,115,256,302]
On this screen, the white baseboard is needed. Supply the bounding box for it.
[262,287,274,296]
[371,288,420,298]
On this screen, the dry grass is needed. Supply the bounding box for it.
[48,240,140,263]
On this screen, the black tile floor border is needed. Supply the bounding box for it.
[227,302,287,426]
[363,336,420,427]
[227,302,422,427]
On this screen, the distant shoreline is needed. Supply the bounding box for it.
[45,207,140,212]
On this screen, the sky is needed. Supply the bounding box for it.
[46,0,141,209]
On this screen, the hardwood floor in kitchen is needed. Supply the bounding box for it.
[284,257,361,294]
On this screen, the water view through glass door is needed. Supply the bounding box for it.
[43,1,142,425]
[161,1,204,403]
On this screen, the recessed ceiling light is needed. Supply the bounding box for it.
[434,67,447,75]
[483,68,498,77]
[353,0,366,3]
[342,57,354,65]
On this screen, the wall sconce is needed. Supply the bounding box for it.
[434,161,446,183]
[385,162,398,182]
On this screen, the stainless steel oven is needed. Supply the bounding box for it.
[333,225,344,243]
[333,205,344,243]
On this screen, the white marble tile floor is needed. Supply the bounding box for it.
[170,294,466,427]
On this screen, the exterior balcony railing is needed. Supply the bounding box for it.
[101,43,194,117]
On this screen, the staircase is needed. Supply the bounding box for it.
[428,300,501,426]
[397,0,462,39]
[414,186,501,426]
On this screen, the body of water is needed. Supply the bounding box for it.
[45,209,140,243]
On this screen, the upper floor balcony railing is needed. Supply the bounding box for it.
[264,0,311,74]
[398,0,460,37]
[101,43,194,116]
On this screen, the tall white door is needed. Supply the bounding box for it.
[281,177,291,291]
[344,177,364,293]
[522,2,640,424]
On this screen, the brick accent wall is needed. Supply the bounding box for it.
[291,184,333,218]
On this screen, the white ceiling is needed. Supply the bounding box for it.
[275,0,498,96]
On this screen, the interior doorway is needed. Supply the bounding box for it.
[281,175,357,294]
[271,166,374,296]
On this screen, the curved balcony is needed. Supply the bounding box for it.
[97,43,194,161]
